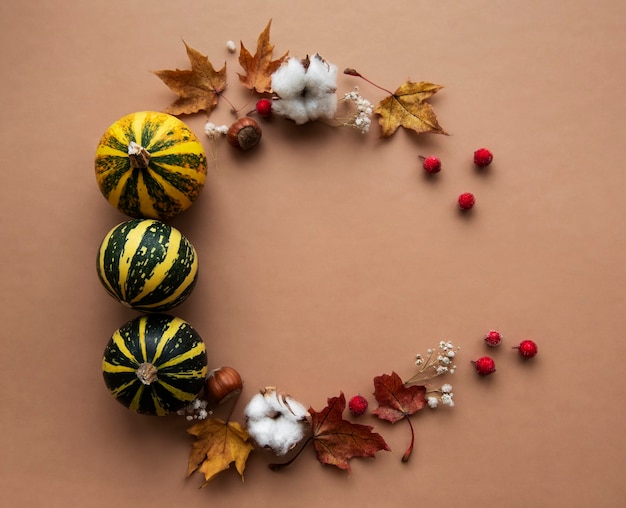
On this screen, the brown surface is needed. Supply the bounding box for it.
[1,1,625,507]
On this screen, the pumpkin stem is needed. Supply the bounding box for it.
[128,141,151,169]
[136,362,158,385]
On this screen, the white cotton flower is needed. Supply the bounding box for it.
[427,397,439,409]
[303,54,338,96]
[271,57,307,98]
[272,98,309,125]
[244,387,309,456]
[270,54,338,124]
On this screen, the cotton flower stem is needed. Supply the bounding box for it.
[268,436,314,471]
[401,416,415,463]
[343,68,394,96]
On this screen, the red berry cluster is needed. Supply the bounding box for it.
[472,329,538,376]
[419,148,493,211]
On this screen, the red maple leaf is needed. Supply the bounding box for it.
[372,372,426,462]
[309,393,390,473]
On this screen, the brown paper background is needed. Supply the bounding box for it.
[1,1,625,506]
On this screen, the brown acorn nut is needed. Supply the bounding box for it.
[226,117,262,150]
[206,366,243,404]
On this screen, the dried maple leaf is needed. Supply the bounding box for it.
[374,81,447,137]
[309,392,390,473]
[372,372,426,462]
[186,418,254,486]
[238,19,288,94]
[152,41,227,116]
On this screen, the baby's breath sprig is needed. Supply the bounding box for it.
[405,340,460,386]
[337,86,373,134]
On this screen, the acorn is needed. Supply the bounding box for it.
[226,117,262,150]
[206,366,243,404]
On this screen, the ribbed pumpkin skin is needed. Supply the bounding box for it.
[96,219,198,312]
[102,314,208,415]
[95,111,207,220]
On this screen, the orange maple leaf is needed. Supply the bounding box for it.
[309,392,390,473]
[186,418,254,486]
[152,41,227,116]
[237,19,288,94]
[374,81,448,137]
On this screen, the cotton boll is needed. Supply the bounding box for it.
[244,392,272,419]
[244,387,310,456]
[271,57,306,98]
[305,54,338,96]
[304,94,337,121]
[273,98,310,125]
[281,396,308,420]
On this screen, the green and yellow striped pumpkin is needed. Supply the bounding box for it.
[102,314,208,415]
[96,219,198,312]
[95,111,207,220]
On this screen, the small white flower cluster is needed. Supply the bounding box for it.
[176,398,211,421]
[204,122,229,139]
[415,340,459,376]
[226,40,237,53]
[406,340,460,386]
[244,387,309,456]
[427,383,455,409]
[341,87,373,134]
[271,54,338,125]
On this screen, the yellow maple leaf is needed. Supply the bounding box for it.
[186,418,254,486]
[237,19,288,94]
[152,41,227,116]
[374,81,448,137]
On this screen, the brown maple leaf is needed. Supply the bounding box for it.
[309,392,390,473]
[152,41,227,116]
[186,418,254,486]
[374,81,448,137]
[238,19,288,94]
[372,372,426,462]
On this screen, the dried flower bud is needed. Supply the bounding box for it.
[206,366,243,404]
[226,117,262,150]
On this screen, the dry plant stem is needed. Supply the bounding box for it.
[401,417,415,463]
[268,436,314,471]
[216,92,240,117]
[343,68,394,96]
[404,349,438,386]
[223,389,242,424]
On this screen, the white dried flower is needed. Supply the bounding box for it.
[177,397,211,420]
[204,122,229,139]
[441,384,453,394]
[244,387,309,456]
[340,86,373,133]
[441,393,455,407]
[427,397,439,409]
[226,40,237,53]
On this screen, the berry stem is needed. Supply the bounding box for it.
[268,436,314,471]
[343,68,395,96]
[401,416,415,463]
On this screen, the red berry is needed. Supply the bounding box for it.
[484,330,503,347]
[474,148,493,167]
[472,356,496,375]
[514,339,538,358]
[420,155,441,174]
[255,98,273,118]
[348,395,368,417]
[458,192,475,210]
